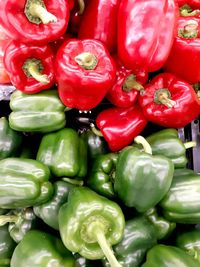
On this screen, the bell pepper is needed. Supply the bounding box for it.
[0,28,11,84]
[94,104,148,152]
[10,230,75,267]
[9,89,67,133]
[58,186,125,267]
[87,153,118,198]
[4,41,55,94]
[106,57,148,108]
[78,0,120,53]
[114,136,174,212]
[0,0,70,45]
[36,128,87,178]
[55,39,116,111]
[102,216,157,267]
[74,253,94,267]
[118,0,178,73]
[34,180,77,230]
[0,117,23,160]
[176,229,200,262]
[139,73,200,128]
[160,168,200,223]
[0,225,16,266]
[142,244,200,267]
[0,208,38,243]
[176,1,200,16]
[0,158,53,209]
[68,0,86,35]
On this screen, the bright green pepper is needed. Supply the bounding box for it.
[0,225,16,266]
[87,153,118,198]
[9,90,67,133]
[0,158,53,209]
[142,244,200,267]
[74,254,94,267]
[0,117,23,159]
[58,187,125,267]
[160,168,200,223]
[10,230,75,267]
[36,128,87,178]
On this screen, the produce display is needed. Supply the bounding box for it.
[0,0,200,267]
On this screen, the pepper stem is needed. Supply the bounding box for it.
[184,141,197,149]
[78,0,85,15]
[90,123,103,137]
[178,20,199,39]
[180,4,200,17]
[75,52,98,70]
[154,88,176,108]
[62,177,84,186]
[134,135,152,155]
[0,215,18,226]
[122,74,144,92]
[23,59,49,84]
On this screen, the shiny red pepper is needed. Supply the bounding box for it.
[78,0,120,53]
[0,0,70,45]
[68,0,75,10]
[139,73,200,128]
[118,0,178,73]
[106,57,148,108]
[0,26,11,84]
[95,105,148,151]
[4,41,55,94]
[55,39,116,111]
[164,17,200,83]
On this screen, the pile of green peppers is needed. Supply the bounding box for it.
[0,89,199,267]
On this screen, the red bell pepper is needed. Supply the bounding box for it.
[69,0,87,35]
[106,57,148,108]
[94,104,148,151]
[0,0,70,45]
[164,17,200,84]
[4,41,55,94]
[139,73,200,128]
[68,0,75,10]
[117,0,178,73]
[78,0,120,53]
[55,39,116,111]
[0,26,11,84]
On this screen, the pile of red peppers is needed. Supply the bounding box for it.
[0,0,200,152]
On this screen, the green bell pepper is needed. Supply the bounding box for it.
[0,208,38,243]
[0,225,16,266]
[114,136,174,212]
[160,168,200,223]
[9,90,67,133]
[142,244,200,267]
[36,128,87,178]
[34,180,76,230]
[87,153,118,198]
[0,117,23,159]
[74,254,94,267]
[0,158,53,209]
[58,187,125,267]
[10,230,75,267]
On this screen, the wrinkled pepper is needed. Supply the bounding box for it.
[59,186,125,267]
[10,230,75,267]
[114,136,174,212]
[9,89,67,133]
[55,39,116,111]
[0,158,53,209]
[4,41,55,94]
[36,128,87,178]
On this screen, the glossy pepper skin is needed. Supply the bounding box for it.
[0,117,23,160]
[118,0,178,73]
[114,146,174,212]
[0,0,70,45]
[96,104,148,152]
[164,17,200,84]
[34,181,76,230]
[78,0,120,53]
[142,244,200,267]
[87,153,118,199]
[160,168,200,223]
[0,158,53,209]
[103,216,157,267]
[106,57,148,108]
[55,39,116,111]
[10,230,75,267]
[36,128,87,178]
[59,187,125,263]
[9,90,66,133]
[4,41,55,94]
[139,73,200,128]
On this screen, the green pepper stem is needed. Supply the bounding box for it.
[156,90,176,108]
[75,52,98,70]
[28,62,49,83]
[29,2,57,24]
[180,4,200,16]
[122,74,144,92]
[134,135,152,155]
[78,0,85,15]
[184,141,197,149]
[62,177,84,186]
[0,215,18,226]
[178,20,199,38]
[90,123,103,137]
